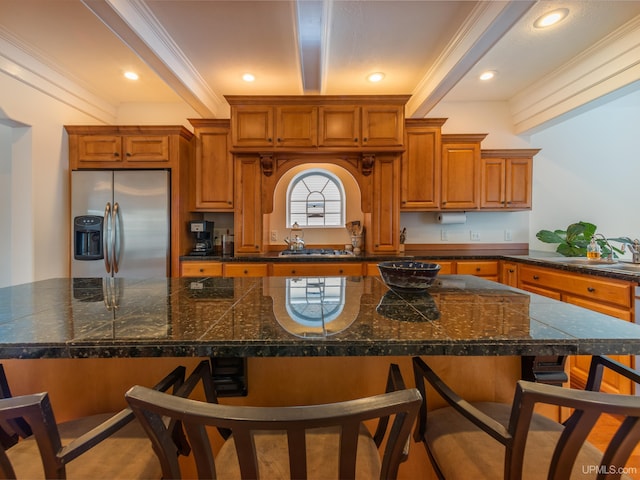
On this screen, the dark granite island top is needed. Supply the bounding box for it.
[2,275,640,359]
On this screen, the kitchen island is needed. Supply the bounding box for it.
[2,274,640,479]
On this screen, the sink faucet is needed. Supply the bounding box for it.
[591,233,616,262]
[623,239,640,264]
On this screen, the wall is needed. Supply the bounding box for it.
[0,72,197,286]
[528,87,640,260]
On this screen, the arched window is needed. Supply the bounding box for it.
[287,169,345,227]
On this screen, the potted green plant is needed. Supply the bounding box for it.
[536,221,625,257]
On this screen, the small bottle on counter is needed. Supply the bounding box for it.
[587,237,601,259]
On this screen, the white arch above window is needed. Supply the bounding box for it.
[286,168,345,227]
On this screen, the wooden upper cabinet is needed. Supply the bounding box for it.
[318,105,361,147]
[480,149,539,210]
[441,134,485,210]
[190,119,233,211]
[74,135,169,166]
[227,95,408,150]
[401,119,445,210]
[361,105,404,146]
[231,105,274,147]
[276,106,318,147]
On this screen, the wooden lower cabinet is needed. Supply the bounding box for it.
[456,260,498,281]
[271,263,363,277]
[223,263,268,277]
[180,261,222,277]
[517,264,634,394]
[500,261,519,287]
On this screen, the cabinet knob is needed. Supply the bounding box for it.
[291,270,296,275]
[475,267,481,272]
[339,269,344,274]
[199,268,204,273]
[268,138,272,142]
[508,269,515,273]
[354,138,358,142]
[277,137,281,142]
[533,275,539,280]
[114,152,120,157]
[126,152,131,157]
[587,287,595,293]
[363,137,368,142]
[243,269,249,275]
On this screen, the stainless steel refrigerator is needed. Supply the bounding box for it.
[71,170,170,277]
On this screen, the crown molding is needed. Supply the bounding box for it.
[510,15,640,134]
[0,26,117,123]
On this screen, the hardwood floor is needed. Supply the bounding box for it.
[588,414,640,479]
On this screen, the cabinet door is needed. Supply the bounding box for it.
[196,127,234,210]
[235,156,262,253]
[371,156,400,253]
[480,157,506,209]
[500,261,519,287]
[441,142,480,210]
[505,157,532,209]
[362,105,404,146]
[318,106,360,147]
[276,106,317,147]
[77,135,123,164]
[401,127,440,209]
[456,260,498,280]
[232,106,274,147]
[123,136,170,162]
[223,263,268,277]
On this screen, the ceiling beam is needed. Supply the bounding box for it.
[406,0,535,119]
[294,0,324,94]
[82,0,228,118]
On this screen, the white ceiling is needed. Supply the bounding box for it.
[1,0,639,132]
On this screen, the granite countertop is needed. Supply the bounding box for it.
[1,275,640,359]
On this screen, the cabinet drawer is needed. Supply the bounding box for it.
[223,263,268,277]
[456,261,498,277]
[519,266,631,308]
[180,261,222,277]
[272,263,363,277]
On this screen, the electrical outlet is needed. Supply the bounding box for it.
[441,229,449,241]
[505,229,512,241]
[270,230,278,242]
[470,231,480,241]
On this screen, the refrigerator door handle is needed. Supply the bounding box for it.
[103,202,112,274]
[113,202,121,274]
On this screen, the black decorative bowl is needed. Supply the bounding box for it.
[377,261,441,292]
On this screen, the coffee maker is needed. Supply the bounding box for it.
[189,221,214,255]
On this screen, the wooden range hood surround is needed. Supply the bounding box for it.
[226,95,409,254]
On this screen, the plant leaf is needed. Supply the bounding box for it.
[536,230,565,244]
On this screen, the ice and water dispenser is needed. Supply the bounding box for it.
[73,215,104,260]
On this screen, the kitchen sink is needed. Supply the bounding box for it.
[278,248,355,258]
[544,257,616,266]
[594,262,640,273]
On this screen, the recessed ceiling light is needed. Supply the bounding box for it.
[479,71,496,81]
[124,71,139,80]
[367,72,385,83]
[242,73,255,82]
[534,8,569,28]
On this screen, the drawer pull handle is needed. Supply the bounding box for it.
[244,270,248,275]
[291,270,296,275]
[339,269,344,274]
[533,275,539,280]
[199,268,204,273]
[475,267,481,272]
[587,287,595,293]
[508,269,515,273]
